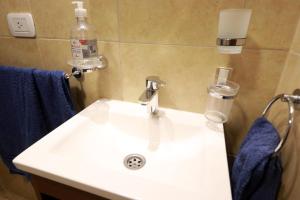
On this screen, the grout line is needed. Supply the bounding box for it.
[287,19,300,56]
[0,35,14,39]
[118,41,289,52]
[36,38,70,42]
[0,36,290,52]
[25,0,32,12]
[274,53,292,94]
[290,51,300,57]
[116,0,125,101]
[116,0,121,43]
[36,42,45,67]
[119,41,216,48]
[26,0,46,68]
[34,36,119,43]
[243,47,288,52]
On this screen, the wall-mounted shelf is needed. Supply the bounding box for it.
[65,55,107,79]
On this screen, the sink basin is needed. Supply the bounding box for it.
[13,99,232,200]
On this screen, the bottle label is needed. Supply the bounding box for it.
[71,39,98,59]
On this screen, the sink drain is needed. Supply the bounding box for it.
[124,154,146,170]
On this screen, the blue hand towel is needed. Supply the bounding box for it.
[231,117,282,200]
[0,66,75,175]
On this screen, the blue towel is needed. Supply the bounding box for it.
[231,117,282,200]
[0,66,76,175]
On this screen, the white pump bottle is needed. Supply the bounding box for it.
[70,1,99,70]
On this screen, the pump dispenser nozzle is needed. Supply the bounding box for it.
[72,1,87,18]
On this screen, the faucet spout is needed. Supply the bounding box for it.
[138,76,165,115]
[138,90,157,105]
[139,90,158,114]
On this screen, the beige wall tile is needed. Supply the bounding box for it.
[0,37,42,67]
[37,39,71,71]
[291,20,300,54]
[119,0,243,45]
[120,43,231,113]
[30,0,75,39]
[270,54,300,200]
[278,112,300,200]
[89,0,119,41]
[276,53,300,94]
[225,49,287,154]
[245,0,300,50]
[30,0,118,40]
[77,41,122,107]
[0,0,31,36]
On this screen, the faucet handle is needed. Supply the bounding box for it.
[146,76,166,90]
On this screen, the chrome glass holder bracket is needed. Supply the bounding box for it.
[216,38,246,46]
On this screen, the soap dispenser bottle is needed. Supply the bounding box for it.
[70,1,99,71]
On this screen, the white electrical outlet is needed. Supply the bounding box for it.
[7,13,35,37]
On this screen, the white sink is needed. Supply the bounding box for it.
[13,99,232,200]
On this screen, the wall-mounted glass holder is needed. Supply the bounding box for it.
[65,55,107,79]
[217,9,252,54]
[204,67,239,123]
[205,81,239,123]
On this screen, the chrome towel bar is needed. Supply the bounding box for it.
[64,68,82,79]
[262,90,300,155]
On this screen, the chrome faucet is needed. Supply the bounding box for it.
[139,76,166,114]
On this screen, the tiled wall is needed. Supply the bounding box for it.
[0,0,299,199]
[273,19,300,200]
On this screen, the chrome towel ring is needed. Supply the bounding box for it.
[261,91,300,155]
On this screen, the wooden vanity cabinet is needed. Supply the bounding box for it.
[31,175,109,200]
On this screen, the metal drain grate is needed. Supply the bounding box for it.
[124,154,146,170]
